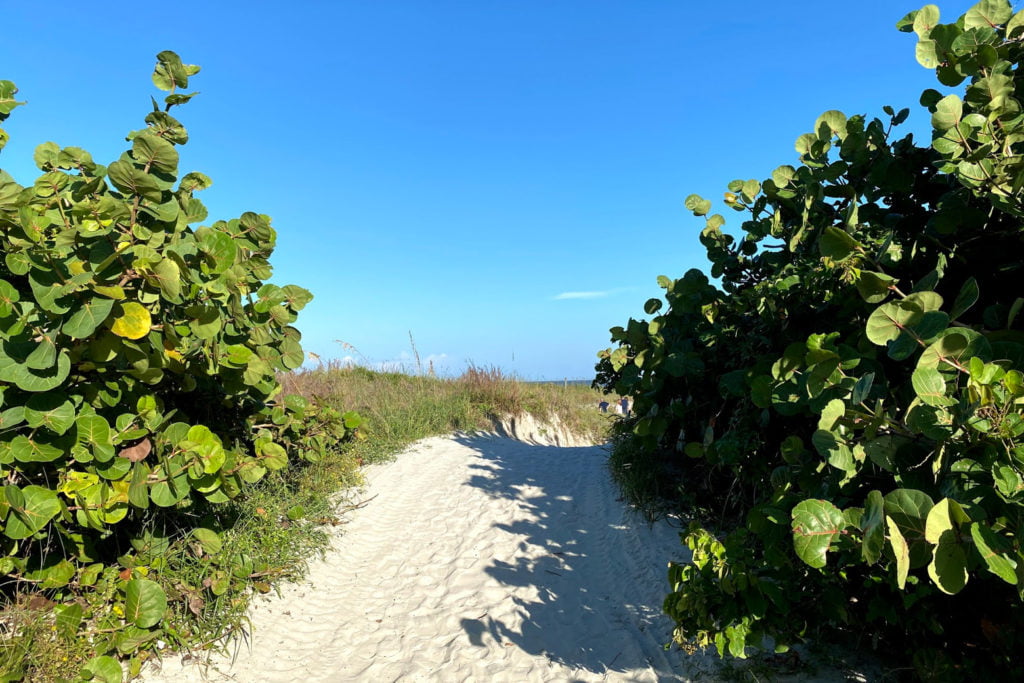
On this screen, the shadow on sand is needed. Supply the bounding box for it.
[452,432,691,681]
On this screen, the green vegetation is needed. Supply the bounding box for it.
[596,2,1024,679]
[0,53,361,681]
[0,353,605,679]
[283,363,609,459]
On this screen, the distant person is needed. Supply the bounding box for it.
[599,400,609,413]
[620,397,630,416]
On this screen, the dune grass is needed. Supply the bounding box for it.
[281,363,610,464]
[2,365,611,681]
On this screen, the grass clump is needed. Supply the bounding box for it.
[281,363,610,464]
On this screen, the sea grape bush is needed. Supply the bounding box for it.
[596,2,1024,675]
[0,52,359,665]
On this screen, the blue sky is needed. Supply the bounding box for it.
[1,1,981,379]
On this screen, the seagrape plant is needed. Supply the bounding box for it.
[596,2,1024,677]
[0,52,360,676]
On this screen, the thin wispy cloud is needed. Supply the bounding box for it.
[553,287,634,301]
[554,291,610,300]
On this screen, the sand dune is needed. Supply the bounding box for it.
[141,431,710,682]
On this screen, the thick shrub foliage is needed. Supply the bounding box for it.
[596,3,1024,677]
[0,52,359,673]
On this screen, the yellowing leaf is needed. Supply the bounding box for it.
[93,285,126,300]
[111,302,152,340]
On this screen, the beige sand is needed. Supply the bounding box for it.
[140,430,712,682]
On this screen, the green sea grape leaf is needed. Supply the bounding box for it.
[0,279,19,317]
[179,171,212,191]
[887,515,911,589]
[192,527,222,555]
[862,490,885,565]
[855,271,895,303]
[80,655,122,683]
[928,532,968,594]
[282,284,313,311]
[132,134,179,174]
[76,414,112,448]
[55,602,83,638]
[684,194,711,216]
[885,489,934,568]
[152,50,197,91]
[0,351,71,392]
[24,393,75,435]
[791,499,846,568]
[912,367,955,406]
[819,227,860,260]
[258,440,288,470]
[107,160,163,202]
[64,297,115,339]
[950,277,979,320]
[912,4,940,37]
[128,464,150,509]
[1007,8,1024,37]
[851,373,874,405]
[866,300,923,345]
[924,498,968,544]
[4,485,60,539]
[124,578,167,628]
[970,523,1019,584]
[931,94,963,131]
[917,39,940,68]
[152,258,181,300]
[965,0,1012,29]
[918,330,990,371]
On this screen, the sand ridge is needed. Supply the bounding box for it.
[141,433,709,682]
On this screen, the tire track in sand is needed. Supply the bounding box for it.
[142,434,710,682]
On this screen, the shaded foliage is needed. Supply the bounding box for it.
[596,3,1024,677]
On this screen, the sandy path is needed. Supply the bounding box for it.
[142,433,712,682]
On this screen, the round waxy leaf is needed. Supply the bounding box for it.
[0,348,70,392]
[861,490,885,565]
[258,440,288,470]
[965,0,1012,29]
[866,301,922,345]
[970,523,1019,585]
[281,284,313,311]
[123,578,167,628]
[0,279,19,317]
[4,485,60,539]
[819,227,860,260]
[791,499,846,568]
[110,302,152,340]
[887,516,911,589]
[151,258,181,300]
[76,414,112,448]
[10,434,64,463]
[132,134,178,174]
[107,160,163,202]
[25,336,57,370]
[928,533,968,595]
[684,194,711,216]
[64,297,115,339]
[25,393,76,434]
[192,527,222,555]
[931,94,963,131]
[80,655,122,683]
[911,367,955,407]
